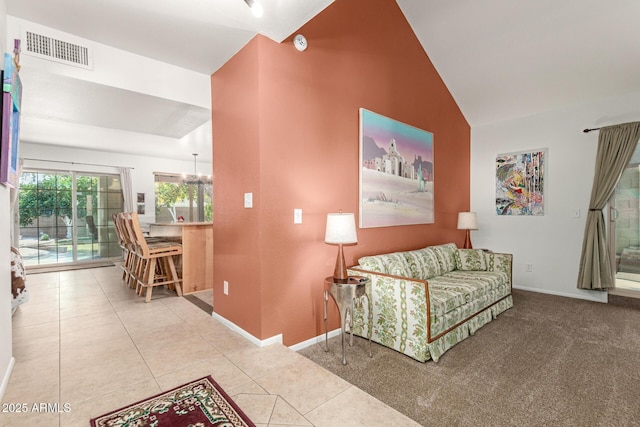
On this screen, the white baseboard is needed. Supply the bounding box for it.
[209,310,345,352]
[512,285,607,303]
[211,311,282,348]
[288,328,342,352]
[0,356,15,401]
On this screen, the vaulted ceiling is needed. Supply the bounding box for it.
[6,0,640,157]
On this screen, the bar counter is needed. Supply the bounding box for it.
[149,222,213,294]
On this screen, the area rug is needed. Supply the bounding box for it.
[90,375,255,427]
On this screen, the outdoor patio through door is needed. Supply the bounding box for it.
[609,143,640,294]
[18,169,124,267]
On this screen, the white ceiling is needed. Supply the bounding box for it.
[6,0,640,158]
[7,0,335,75]
[5,0,335,159]
[19,68,211,138]
[398,0,640,126]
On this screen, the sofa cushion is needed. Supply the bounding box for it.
[403,247,441,280]
[455,249,487,271]
[431,243,458,273]
[359,252,411,277]
[428,270,510,316]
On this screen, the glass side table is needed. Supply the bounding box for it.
[324,276,373,365]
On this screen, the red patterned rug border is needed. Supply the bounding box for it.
[90,375,255,427]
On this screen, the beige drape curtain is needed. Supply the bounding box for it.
[577,122,640,290]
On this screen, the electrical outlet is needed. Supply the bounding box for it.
[525,264,533,273]
[294,208,302,224]
[223,280,229,295]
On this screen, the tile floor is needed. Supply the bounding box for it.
[2,266,418,427]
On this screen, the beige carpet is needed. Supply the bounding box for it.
[299,289,640,426]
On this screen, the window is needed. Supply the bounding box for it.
[154,173,212,223]
[19,169,123,266]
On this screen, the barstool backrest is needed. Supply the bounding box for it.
[127,212,151,256]
[112,212,126,249]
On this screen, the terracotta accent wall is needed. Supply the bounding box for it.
[211,40,263,336]
[212,0,470,345]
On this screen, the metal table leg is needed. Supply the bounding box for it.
[324,290,329,352]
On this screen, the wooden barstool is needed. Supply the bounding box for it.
[112,212,135,286]
[126,212,183,302]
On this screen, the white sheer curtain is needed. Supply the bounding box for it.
[119,167,134,212]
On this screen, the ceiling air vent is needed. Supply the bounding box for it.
[23,30,93,70]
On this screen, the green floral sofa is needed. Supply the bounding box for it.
[347,243,513,362]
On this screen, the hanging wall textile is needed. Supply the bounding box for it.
[10,246,28,312]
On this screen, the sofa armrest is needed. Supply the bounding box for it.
[484,252,513,288]
[347,267,432,360]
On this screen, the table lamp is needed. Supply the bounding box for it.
[457,212,478,249]
[325,212,358,283]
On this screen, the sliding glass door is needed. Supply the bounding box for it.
[18,169,123,267]
[609,144,640,293]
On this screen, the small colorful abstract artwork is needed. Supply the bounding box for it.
[359,108,434,228]
[1,52,22,188]
[496,149,545,215]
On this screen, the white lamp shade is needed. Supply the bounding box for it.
[325,213,358,244]
[457,212,478,230]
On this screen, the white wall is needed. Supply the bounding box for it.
[17,118,213,163]
[471,90,640,302]
[0,187,12,401]
[20,143,212,226]
[0,0,17,401]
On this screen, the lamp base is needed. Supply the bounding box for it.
[333,244,348,283]
[463,230,472,249]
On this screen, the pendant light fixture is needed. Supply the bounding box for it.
[183,153,210,185]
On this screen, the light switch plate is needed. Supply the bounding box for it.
[294,208,302,224]
[244,193,253,208]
